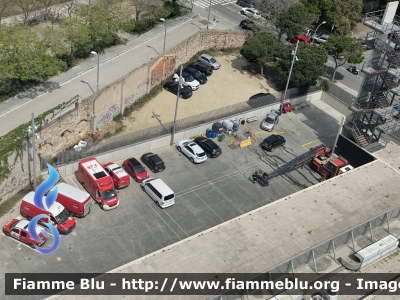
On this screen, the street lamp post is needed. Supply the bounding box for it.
[160,18,167,53]
[171,65,183,146]
[28,113,39,191]
[281,39,299,115]
[314,21,327,40]
[207,0,212,29]
[91,51,99,92]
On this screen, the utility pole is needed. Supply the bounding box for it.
[171,65,183,146]
[281,39,299,114]
[31,113,37,191]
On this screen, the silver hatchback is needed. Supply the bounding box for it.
[198,54,221,70]
[260,112,279,131]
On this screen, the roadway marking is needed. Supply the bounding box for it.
[335,82,358,95]
[68,177,79,188]
[197,15,217,28]
[222,1,237,5]
[162,209,189,238]
[148,203,183,240]
[301,133,337,149]
[192,189,225,222]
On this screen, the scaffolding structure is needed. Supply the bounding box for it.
[344,4,400,152]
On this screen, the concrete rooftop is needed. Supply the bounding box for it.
[48,142,400,300]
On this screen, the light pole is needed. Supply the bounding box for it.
[207,0,212,29]
[28,113,39,191]
[160,18,167,53]
[281,39,299,115]
[91,51,99,92]
[313,21,327,40]
[171,65,183,146]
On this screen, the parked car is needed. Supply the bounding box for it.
[173,72,200,91]
[241,8,261,19]
[189,62,213,76]
[239,19,256,31]
[176,140,207,163]
[163,81,193,99]
[3,219,47,248]
[141,153,165,173]
[194,137,222,158]
[240,48,257,62]
[288,35,311,44]
[237,0,254,8]
[261,135,286,151]
[183,66,207,84]
[198,54,221,70]
[102,162,130,189]
[140,178,175,208]
[362,40,373,50]
[312,34,329,44]
[260,111,279,131]
[122,157,149,183]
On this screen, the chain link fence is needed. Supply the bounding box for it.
[39,86,321,170]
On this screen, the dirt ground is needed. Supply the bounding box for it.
[116,54,280,134]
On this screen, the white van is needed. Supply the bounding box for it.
[140,178,175,208]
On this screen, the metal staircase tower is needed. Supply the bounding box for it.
[344,2,400,152]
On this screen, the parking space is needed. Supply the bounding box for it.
[0,100,343,299]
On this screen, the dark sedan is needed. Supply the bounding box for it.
[163,81,193,99]
[194,137,222,158]
[140,153,165,173]
[183,66,207,84]
[260,135,286,152]
[188,62,213,76]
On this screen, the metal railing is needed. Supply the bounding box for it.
[208,205,400,300]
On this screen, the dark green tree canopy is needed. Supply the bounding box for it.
[276,43,328,88]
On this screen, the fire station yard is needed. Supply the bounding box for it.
[0,100,348,292]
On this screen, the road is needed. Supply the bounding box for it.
[0,0,366,136]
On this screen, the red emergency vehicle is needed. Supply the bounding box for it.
[77,158,119,210]
[102,162,130,189]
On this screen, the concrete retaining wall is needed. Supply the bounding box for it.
[55,91,321,178]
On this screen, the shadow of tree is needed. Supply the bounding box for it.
[16,81,61,99]
[324,66,345,80]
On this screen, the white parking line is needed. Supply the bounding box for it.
[148,203,182,240]
[1,233,41,253]
[335,82,358,95]
[162,210,189,238]
[191,190,225,222]
[68,177,79,188]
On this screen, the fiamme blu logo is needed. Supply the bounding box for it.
[27,165,61,254]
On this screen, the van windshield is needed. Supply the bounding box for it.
[55,209,70,224]
[102,189,117,200]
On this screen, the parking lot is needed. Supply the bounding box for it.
[0,99,343,299]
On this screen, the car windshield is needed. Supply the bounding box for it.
[133,164,145,173]
[197,152,206,157]
[102,188,117,200]
[265,117,275,124]
[185,74,195,82]
[55,209,70,224]
[210,58,217,63]
[192,70,202,76]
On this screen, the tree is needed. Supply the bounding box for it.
[60,17,92,60]
[14,0,39,24]
[331,0,363,35]
[242,32,281,75]
[128,0,161,21]
[62,0,79,18]
[276,43,328,88]
[0,0,8,24]
[323,35,364,80]
[37,0,55,20]
[276,2,317,42]
[0,24,67,95]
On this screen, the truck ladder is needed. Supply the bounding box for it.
[263,144,325,184]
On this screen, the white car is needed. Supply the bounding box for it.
[312,34,329,44]
[260,111,279,131]
[241,8,261,19]
[174,72,200,91]
[176,140,207,164]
